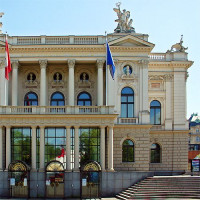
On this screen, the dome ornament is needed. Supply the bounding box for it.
[113,3,135,33]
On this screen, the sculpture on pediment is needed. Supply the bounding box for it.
[113,2,135,33]
[169,35,188,52]
[0,12,4,34]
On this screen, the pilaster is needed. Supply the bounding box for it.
[31,126,37,171]
[100,126,105,171]
[66,126,71,171]
[6,126,11,169]
[39,126,45,171]
[108,126,114,171]
[74,126,79,171]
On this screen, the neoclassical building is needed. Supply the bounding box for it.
[0,5,193,199]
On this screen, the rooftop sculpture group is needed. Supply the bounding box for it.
[113,2,135,33]
[168,35,188,53]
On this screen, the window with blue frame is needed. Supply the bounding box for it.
[150,100,161,125]
[50,92,65,106]
[77,92,92,106]
[121,87,134,118]
[24,92,38,106]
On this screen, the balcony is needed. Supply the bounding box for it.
[117,117,138,124]
[0,106,115,115]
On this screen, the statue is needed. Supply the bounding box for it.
[113,2,135,33]
[0,12,4,34]
[169,35,188,52]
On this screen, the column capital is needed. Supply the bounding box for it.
[138,59,149,66]
[74,125,80,129]
[39,125,45,129]
[100,126,106,129]
[11,60,20,69]
[31,125,37,129]
[0,60,5,69]
[68,59,75,68]
[6,126,11,129]
[65,126,71,129]
[96,59,105,68]
[39,60,47,69]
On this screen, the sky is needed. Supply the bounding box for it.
[1,0,200,118]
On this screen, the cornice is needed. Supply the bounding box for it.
[150,130,189,134]
[0,45,153,53]
[114,124,152,129]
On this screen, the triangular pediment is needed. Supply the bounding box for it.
[108,35,155,48]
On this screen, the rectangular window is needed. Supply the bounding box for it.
[45,128,66,166]
[79,128,100,165]
[11,127,32,166]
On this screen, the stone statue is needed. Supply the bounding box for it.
[170,35,188,52]
[0,12,4,34]
[113,2,135,33]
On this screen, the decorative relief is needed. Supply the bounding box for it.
[0,60,5,69]
[68,59,75,68]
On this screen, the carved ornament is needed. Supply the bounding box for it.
[68,59,75,68]
[39,60,47,69]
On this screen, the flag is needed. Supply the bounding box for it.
[58,147,65,158]
[106,41,115,80]
[5,35,11,80]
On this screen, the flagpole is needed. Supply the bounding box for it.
[5,33,7,106]
[105,31,108,106]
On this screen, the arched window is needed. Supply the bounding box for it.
[151,143,161,163]
[121,87,134,118]
[122,139,134,162]
[77,92,92,106]
[24,92,38,106]
[150,100,161,125]
[51,92,65,106]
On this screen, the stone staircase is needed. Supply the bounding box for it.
[116,175,200,199]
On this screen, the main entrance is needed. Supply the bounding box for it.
[8,160,30,198]
[81,161,101,199]
[45,160,65,198]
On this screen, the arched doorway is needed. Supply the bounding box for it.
[8,160,30,198]
[81,161,101,199]
[45,160,64,198]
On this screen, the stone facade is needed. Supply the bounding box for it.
[0,19,193,198]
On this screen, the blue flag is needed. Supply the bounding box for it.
[106,42,115,80]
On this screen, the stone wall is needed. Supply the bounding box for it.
[150,131,188,171]
[113,126,150,171]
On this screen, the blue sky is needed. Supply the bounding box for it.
[1,0,200,118]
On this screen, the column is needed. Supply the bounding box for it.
[100,126,105,171]
[68,60,75,106]
[0,126,3,170]
[39,126,45,171]
[0,60,6,106]
[12,60,19,106]
[66,126,71,171]
[6,126,11,169]
[39,60,47,106]
[74,126,79,171]
[31,126,37,171]
[97,59,104,106]
[108,126,114,171]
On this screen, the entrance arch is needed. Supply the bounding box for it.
[81,161,101,198]
[45,160,64,198]
[8,160,30,198]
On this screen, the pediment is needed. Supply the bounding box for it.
[108,35,155,48]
